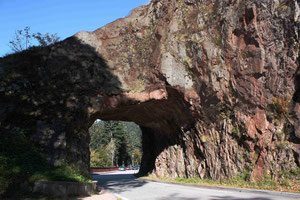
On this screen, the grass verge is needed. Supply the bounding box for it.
[143,170,300,193]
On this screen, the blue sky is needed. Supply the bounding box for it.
[0,0,149,56]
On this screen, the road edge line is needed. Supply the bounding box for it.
[114,193,130,200]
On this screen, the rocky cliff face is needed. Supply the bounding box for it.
[1,0,300,181]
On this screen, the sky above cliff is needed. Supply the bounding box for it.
[0,0,149,56]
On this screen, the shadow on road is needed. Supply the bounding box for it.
[92,172,148,193]
[156,194,272,200]
[210,196,271,200]
[156,192,199,200]
[91,172,298,200]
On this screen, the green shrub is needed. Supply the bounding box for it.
[0,127,90,197]
[146,168,300,192]
[268,97,289,120]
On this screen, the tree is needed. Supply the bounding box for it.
[8,26,60,53]
[106,138,116,166]
[89,120,109,150]
[89,120,142,167]
[90,149,111,167]
[132,148,142,166]
[32,32,60,47]
[9,27,31,52]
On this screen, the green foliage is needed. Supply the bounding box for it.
[213,33,222,47]
[0,128,43,196]
[267,97,289,120]
[9,26,60,53]
[30,165,90,183]
[115,126,131,166]
[280,168,300,180]
[132,148,142,166]
[90,149,111,167]
[0,127,90,197]
[146,168,300,192]
[89,120,108,150]
[231,125,242,139]
[89,120,142,167]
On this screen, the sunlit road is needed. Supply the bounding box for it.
[92,171,300,200]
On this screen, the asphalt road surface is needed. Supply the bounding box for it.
[92,170,300,200]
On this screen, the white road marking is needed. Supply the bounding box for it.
[114,193,130,200]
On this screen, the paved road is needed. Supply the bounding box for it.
[92,171,300,200]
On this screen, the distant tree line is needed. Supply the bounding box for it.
[89,120,142,167]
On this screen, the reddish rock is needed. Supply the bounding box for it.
[0,0,300,181]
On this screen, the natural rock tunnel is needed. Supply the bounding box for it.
[1,0,300,181]
[92,85,196,176]
[94,86,196,175]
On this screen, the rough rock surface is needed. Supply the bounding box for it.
[1,0,300,180]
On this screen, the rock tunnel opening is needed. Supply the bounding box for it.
[88,86,197,177]
[89,119,143,170]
